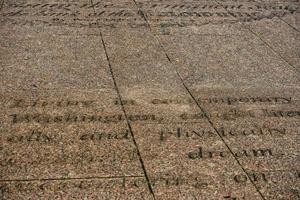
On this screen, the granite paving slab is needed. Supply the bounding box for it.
[249,0,299,31]
[245,17,300,71]
[0,90,145,179]
[0,0,299,199]
[156,23,299,88]
[0,1,115,90]
[184,88,300,199]
[1,177,153,200]
[132,123,264,199]
[216,0,300,71]
[101,28,205,124]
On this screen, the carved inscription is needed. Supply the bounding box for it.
[141,0,298,28]
[8,109,291,124]
[180,108,300,121]
[9,99,95,108]
[80,130,130,141]
[0,2,146,28]
[126,96,293,105]
[0,177,150,199]
[6,130,56,144]
[1,0,299,198]
[2,170,298,199]
[1,1,298,28]
[234,172,268,183]
[1,147,139,170]
[9,113,158,124]
[159,126,287,142]
[188,147,273,160]
[233,170,300,184]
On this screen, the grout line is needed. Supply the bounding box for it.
[98,30,156,200]
[0,175,144,183]
[176,72,267,200]
[215,0,299,73]
[246,26,299,73]
[89,1,156,199]
[280,17,300,34]
[130,1,267,199]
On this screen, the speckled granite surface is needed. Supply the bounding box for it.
[0,0,299,199]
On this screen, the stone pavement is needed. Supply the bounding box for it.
[0,0,299,199]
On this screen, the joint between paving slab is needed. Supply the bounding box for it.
[214,0,299,73]
[98,32,157,200]
[174,74,268,200]
[280,17,300,33]
[89,1,156,199]
[131,1,267,199]
[246,27,299,73]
